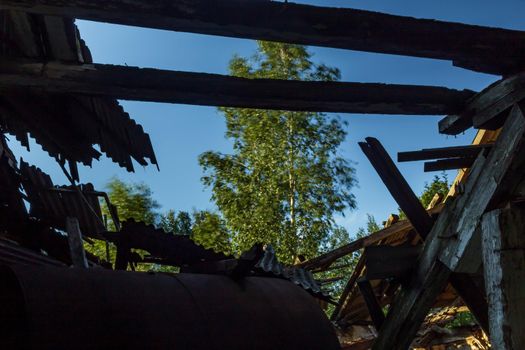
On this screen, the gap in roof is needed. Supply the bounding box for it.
[77,19,497,92]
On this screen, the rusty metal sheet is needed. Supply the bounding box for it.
[0,264,340,350]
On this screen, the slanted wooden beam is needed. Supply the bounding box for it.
[373,103,525,350]
[424,158,475,172]
[357,278,386,331]
[299,219,414,270]
[0,59,474,115]
[398,144,492,162]
[2,0,525,75]
[439,73,525,135]
[359,137,434,238]
[482,204,525,349]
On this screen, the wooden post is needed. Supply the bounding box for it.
[482,204,525,349]
[65,217,88,268]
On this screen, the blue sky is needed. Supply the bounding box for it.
[9,0,525,237]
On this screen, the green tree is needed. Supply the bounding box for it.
[87,178,160,266]
[319,214,379,315]
[191,210,231,254]
[159,210,193,234]
[199,41,357,264]
[420,172,449,208]
[102,177,160,230]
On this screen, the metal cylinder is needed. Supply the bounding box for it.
[0,264,340,350]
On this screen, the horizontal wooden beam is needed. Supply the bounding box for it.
[439,73,525,135]
[2,1,525,75]
[398,144,492,162]
[424,158,476,172]
[0,59,474,114]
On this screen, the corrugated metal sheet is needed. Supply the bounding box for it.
[255,245,326,298]
[0,10,158,176]
[0,238,65,267]
[116,219,231,266]
[20,160,106,236]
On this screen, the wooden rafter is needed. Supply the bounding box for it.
[0,59,474,114]
[439,72,525,135]
[398,144,492,162]
[2,0,525,74]
[372,103,525,349]
[423,158,476,172]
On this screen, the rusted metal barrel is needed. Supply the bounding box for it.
[0,264,340,350]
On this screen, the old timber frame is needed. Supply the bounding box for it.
[1,1,525,349]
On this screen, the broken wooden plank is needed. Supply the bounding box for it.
[482,204,525,349]
[398,144,492,162]
[359,137,434,238]
[439,73,525,135]
[0,59,474,115]
[373,104,525,349]
[331,257,366,321]
[423,157,475,172]
[2,0,525,74]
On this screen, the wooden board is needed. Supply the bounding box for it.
[0,59,474,114]
[2,0,525,74]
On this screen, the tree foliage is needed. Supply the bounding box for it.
[319,214,379,315]
[420,172,449,208]
[191,211,231,254]
[199,41,357,264]
[102,177,160,230]
[159,210,193,234]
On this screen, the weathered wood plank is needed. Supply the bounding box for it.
[0,59,475,115]
[398,144,491,162]
[2,0,525,74]
[423,157,475,172]
[359,137,434,238]
[65,216,88,268]
[439,73,525,135]
[440,103,525,272]
[482,205,525,349]
[373,104,525,349]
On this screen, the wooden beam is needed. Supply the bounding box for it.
[424,157,475,172]
[373,104,525,349]
[398,144,492,162]
[482,204,525,349]
[440,104,525,272]
[439,73,525,135]
[0,59,474,115]
[357,278,386,331]
[448,273,489,334]
[359,137,434,238]
[2,0,525,75]
[299,219,414,270]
